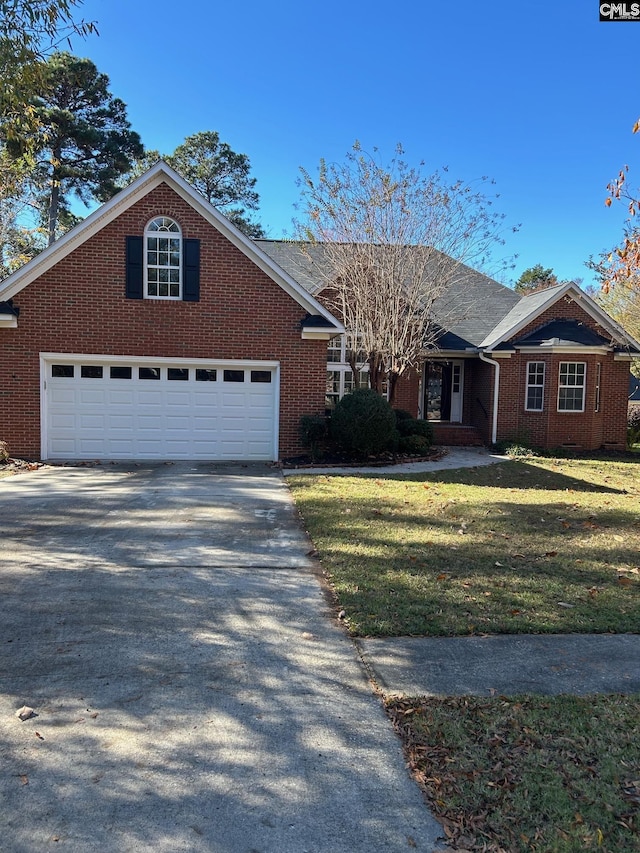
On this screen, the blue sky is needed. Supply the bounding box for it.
[72,0,639,287]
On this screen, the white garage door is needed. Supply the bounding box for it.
[42,356,279,461]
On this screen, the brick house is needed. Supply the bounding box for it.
[0,162,342,462]
[1,161,638,461]
[259,243,640,453]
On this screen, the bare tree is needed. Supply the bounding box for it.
[296,142,516,405]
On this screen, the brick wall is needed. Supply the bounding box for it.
[494,295,629,450]
[0,184,328,459]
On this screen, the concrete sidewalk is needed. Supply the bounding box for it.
[357,633,640,698]
[281,446,509,477]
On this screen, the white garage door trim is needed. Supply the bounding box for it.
[40,353,280,461]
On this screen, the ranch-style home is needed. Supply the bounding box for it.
[1,161,638,462]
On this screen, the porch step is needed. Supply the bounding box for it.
[431,423,485,447]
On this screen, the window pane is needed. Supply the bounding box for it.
[110,366,132,379]
[196,369,217,381]
[527,387,543,410]
[81,365,103,379]
[168,368,189,381]
[52,364,74,377]
[139,367,160,380]
[250,370,272,383]
[223,370,245,382]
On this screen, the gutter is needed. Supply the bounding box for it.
[478,350,500,444]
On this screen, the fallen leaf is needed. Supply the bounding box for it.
[618,576,633,586]
[16,706,35,721]
[34,731,44,740]
[19,775,28,786]
[557,602,576,608]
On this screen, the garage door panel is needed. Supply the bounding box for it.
[45,359,277,460]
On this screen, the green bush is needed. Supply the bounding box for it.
[397,418,434,443]
[0,440,8,462]
[398,434,432,455]
[393,408,413,423]
[330,389,396,457]
[628,404,640,447]
[299,415,328,462]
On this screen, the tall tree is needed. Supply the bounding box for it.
[514,263,558,294]
[0,1,96,138]
[296,142,515,405]
[167,131,265,238]
[0,145,44,278]
[5,52,143,244]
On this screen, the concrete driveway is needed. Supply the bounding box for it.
[0,463,442,853]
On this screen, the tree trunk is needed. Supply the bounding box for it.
[368,353,384,395]
[48,149,61,246]
[387,372,400,408]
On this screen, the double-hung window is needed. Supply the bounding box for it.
[558,362,586,412]
[145,217,182,299]
[525,362,545,411]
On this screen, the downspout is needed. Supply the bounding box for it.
[478,350,500,445]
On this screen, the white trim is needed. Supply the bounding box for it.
[41,352,280,367]
[524,360,545,412]
[614,353,634,361]
[0,161,343,332]
[516,345,610,355]
[487,351,513,359]
[557,361,586,413]
[301,329,338,341]
[144,215,182,300]
[40,352,281,461]
[0,316,18,328]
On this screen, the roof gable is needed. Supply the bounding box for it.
[480,282,640,353]
[0,162,341,331]
[514,318,610,347]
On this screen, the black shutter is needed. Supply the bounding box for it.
[125,236,144,299]
[183,238,200,302]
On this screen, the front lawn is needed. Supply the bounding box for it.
[288,457,640,636]
[387,693,640,853]
[290,456,640,852]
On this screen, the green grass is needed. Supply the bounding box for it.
[387,693,640,853]
[288,457,640,636]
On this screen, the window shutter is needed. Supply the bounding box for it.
[183,238,200,302]
[125,236,144,299]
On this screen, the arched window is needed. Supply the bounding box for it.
[145,216,182,299]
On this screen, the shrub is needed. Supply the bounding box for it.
[628,404,640,447]
[398,434,432,455]
[397,418,434,443]
[393,408,413,423]
[299,415,328,462]
[0,440,8,462]
[330,389,396,457]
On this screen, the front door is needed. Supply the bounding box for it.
[424,360,464,423]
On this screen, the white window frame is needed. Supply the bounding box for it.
[145,216,182,300]
[595,362,602,413]
[325,333,381,409]
[557,362,586,413]
[525,361,545,412]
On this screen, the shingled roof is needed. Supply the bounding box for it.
[256,240,521,349]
